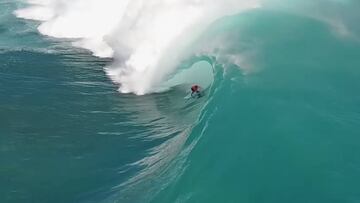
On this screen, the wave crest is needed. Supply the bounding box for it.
[15,0,260,94]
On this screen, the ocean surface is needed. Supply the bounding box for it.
[1,0,360,202]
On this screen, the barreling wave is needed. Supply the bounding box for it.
[14,0,360,95]
[98,55,227,202]
[14,0,261,94]
[11,1,360,202]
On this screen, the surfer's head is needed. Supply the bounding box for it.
[191,85,200,92]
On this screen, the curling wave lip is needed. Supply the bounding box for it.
[15,0,261,95]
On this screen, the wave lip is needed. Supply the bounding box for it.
[15,0,261,95]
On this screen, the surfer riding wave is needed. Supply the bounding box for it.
[191,85,202,98]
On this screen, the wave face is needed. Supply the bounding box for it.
[4,0,360,203]
[152,9,360,202]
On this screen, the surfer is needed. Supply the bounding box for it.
[191,85,201,98]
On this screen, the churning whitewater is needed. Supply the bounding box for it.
[15,0,260,94]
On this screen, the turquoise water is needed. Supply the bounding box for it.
[2,1,360,203]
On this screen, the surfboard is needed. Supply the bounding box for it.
[184,94,192,100]
[184,91,203,100]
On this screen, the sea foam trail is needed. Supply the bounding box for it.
[15,0,260,94]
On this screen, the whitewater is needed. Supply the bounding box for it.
[14,0,260,94]
[1,0,360,202]
[14,0,360,95]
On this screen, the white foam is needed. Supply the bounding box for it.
[15,0,261,94]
